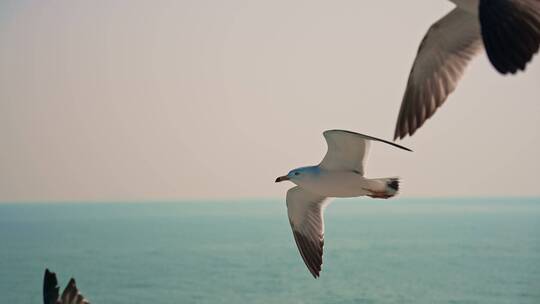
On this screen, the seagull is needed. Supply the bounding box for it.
[394,0,540,139]
[43,269,90,304]
[275,130,411,278]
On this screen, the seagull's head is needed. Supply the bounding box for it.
[275,166,320,184]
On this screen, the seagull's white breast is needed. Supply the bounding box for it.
[294,170,371,198]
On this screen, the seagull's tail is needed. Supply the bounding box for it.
[366,177,399,199]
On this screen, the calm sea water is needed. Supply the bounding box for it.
[1,198,539,304]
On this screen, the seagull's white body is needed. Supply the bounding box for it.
[290,169,387,198]
[276,130,411,278]
[394,0,540,139]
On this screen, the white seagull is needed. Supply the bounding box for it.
[43,269,90,304]
[394,0,540,139]
[275,130,412,278]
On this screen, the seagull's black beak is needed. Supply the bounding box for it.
[275,175,289,183]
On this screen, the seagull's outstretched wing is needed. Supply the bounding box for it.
[286,186,328,278]
[479,0,540,74]
[320,130,411,175]
[43,269,90,304]
[394,8,482,140]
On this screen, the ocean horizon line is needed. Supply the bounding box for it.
[1,196,539,205]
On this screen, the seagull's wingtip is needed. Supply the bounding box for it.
[393,142,413,152]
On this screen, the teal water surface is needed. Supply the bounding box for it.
[1,198,539,304]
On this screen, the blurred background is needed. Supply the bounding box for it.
[1,0,539,201]
[1,2,539,304]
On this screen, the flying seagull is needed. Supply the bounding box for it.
[275,130,412,278]
[394,0,540,139]
[43,269,90,304]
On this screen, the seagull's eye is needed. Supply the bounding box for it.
[294,172,300,176]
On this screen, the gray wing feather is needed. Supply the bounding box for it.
[286,187,328,278]
[394,8,482,139]
[60,279,90,304]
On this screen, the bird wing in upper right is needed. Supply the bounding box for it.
[286,186,328,278]
[394,8,483,140]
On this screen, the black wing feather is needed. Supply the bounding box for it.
[480,0,540,74]
[43,269,60,304]
[292,230,324,278]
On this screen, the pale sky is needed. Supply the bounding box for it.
[1,0,539,202]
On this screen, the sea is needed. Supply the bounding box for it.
[1,198,539,304]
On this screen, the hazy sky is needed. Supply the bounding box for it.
[1,0,539,202]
